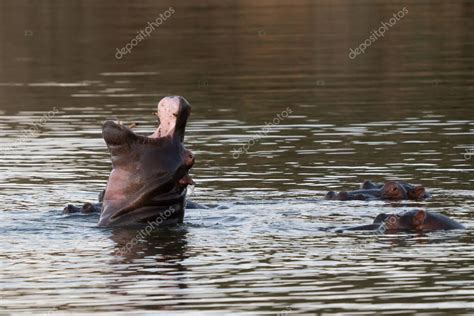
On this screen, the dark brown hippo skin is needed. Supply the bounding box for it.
[98,96,195,226]
[340,209,465,232]
[64,96,196,226]
[64,202,102,214]
[325,180,430,201]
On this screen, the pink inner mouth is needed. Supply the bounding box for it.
[179,174,195,186]
[147,96,194,187]
[150,98,182,139]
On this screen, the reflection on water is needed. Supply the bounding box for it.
[0,0,473,314]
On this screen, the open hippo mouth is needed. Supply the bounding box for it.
[98,96,195,227]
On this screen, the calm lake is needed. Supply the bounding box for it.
[0,0,473,314]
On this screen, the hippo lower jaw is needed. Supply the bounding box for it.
[98,182,188,227]
[98,96,194,227]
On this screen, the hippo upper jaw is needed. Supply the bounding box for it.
[98,96,194,227]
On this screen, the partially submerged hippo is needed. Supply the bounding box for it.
[340,209,464,233]
[65,96,195,226]
[325,180,430,201]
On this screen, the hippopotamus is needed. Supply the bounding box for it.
[325,180,430,201]
[340,209,464,233]
[64,96,196,227]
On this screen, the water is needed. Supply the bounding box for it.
[1,0,473,314]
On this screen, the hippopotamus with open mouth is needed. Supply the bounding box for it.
[339,209,464,233]
[65,96,195,227]
[325,180,430,201]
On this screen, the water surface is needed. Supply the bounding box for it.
[0,0,473,314]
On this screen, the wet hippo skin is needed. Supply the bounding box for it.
[63,192,209,216]
[98,96,195,226]
[340,209,465,233]
[64,96,195,227]
[325,180,430,201]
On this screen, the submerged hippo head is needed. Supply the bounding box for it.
[325,180,429,201]
[373,209,464,232]
[380,181,427,200]
[98,96,195,227]
[342,209,464,233]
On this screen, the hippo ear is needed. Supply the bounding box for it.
[413,186,426,199]
[413,210,427,227]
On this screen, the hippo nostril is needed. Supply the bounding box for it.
[183,150,195,167]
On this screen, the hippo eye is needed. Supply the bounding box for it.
[391,187,398,192]
[384,215,399,227]
[386,216,397,224]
